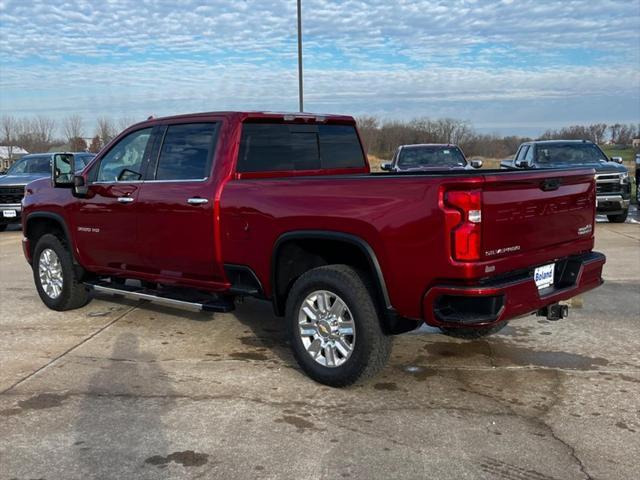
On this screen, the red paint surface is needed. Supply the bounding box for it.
[22,111,604,325]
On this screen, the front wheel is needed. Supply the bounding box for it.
[286,265,392,387]
[607,210,628,223]
[33,233,91,311]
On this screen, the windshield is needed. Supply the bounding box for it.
[75,154,94,169]
[6,156,51,175]
[535,144,607,166]
[397,147,466,169]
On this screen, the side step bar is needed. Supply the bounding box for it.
[85,281,235,313]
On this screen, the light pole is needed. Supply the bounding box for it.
[297,0,304,112]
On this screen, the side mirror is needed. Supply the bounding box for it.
[52,153,75,187]
[610,156,623,164]
[470,159,483,169]
[380,162,392,171]
[514,159,531,169]
[73,175,88,196]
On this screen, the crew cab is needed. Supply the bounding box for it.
[501,140,631,223]
[0,152,94,231]
[381,144,482,172]
[21,112,605,386]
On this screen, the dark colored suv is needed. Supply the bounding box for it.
[381,144,482,172]
[0,152,94,231]
[501,140,631,222]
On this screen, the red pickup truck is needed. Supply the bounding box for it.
[21,111,605,386]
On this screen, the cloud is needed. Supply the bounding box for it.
[0,0,639,134]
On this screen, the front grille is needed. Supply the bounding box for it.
[0,186,25,204]
[596,181,622,195]
[595,173,622,195]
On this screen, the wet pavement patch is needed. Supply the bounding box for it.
[145,450,209,468]
[17,393,69,410]
[229,351,268,361]
[373,382,399,391]
[275,415,315,431]
[422,341,609,370]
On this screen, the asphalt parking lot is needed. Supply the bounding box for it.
[1,213,639,480]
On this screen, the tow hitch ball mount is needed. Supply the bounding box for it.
[537,303,569,321]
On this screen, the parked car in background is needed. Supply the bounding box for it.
[0,152,94,231]
[381,144,482,172]
[21,111,604,386]
[501,140,631,223]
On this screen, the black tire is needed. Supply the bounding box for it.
[607,210,628,223]
[440,321,508,339]
[286,264,392,387]
[0,223,7,232]
[33,233,91,311]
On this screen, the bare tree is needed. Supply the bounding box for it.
[616,124,635,145]
[1,115,17,158]
[588,123,608,144]
[63,114,83,142]
[96,117,116,148]
[118,116,137,132]
[609,124,621,144]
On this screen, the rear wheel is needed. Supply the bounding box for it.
[286,265,392,387]
[607,210,628,223]
[440,321,508,339]
[0,224,7,232]
[33,233,91,311]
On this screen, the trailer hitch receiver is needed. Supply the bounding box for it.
[537,303,569,321]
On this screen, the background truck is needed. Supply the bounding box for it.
[0,152,94,231]
[380,143,483,172]
[500,140,631,222]
[21,112,605,386]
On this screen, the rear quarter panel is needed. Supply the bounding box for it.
[220,175,444,318]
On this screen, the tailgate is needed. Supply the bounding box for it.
[481,168,596,260]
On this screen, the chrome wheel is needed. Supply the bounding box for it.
[298,290,356,368]
[38,248,63,299]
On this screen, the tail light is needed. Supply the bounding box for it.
[442,189,482,261]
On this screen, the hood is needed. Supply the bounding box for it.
[592,162,628,174]
[0,173,49,186]
[534,160,628,174]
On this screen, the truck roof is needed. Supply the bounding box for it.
[400,143,457,149]
[137,111,356,125]
[528,139,594,145]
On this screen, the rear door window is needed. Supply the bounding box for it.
[237,123,365,173]
[154,123,219,180]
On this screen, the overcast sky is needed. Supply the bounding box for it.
[1,0,639,136]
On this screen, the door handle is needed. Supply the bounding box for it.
[117,196,134,203]
[187,198,208,205]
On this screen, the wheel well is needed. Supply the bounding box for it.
[272,236,387,317]
[26,217,67,257]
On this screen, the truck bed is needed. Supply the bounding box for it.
[220,167,597,320]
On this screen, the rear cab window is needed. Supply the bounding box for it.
[237,122,366,175]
